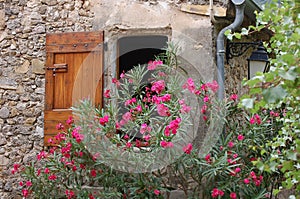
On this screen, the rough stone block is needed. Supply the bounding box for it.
[31,59,45,74]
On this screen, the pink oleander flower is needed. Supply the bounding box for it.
[37,151,47,161]
[182,78,195,93]
[205,154,211,163]
[235,167,241,173]
[122,112,132,122]
[151,80,165,94]
[143,134,151,141]
[180,103,191,114]
[160,140,173,148]
[44,168,50,174]
[99,115,109,126]
[148,60,163,70]
[249,117,256,124]
[157,104,170,117]
[126,142,132,148]
[25,181,32,187]
[203,95,210,102]
[228,141,234,148]
[125,97,137,106]
[244,178,250,184]
[255,114,262,125]
[237,134,244,141]
[250,114,262,125]
[140,123,151,134]
[65,190,75,199]
[104,89,110,98]
[230,192,237,199]
[211,188,224,198]
[201,104,207,114]
[112,78,120,86]
[120,71,125,78]
[206,80,219,93]
[90,169,97,177]
[66,116,74,125]
[183,143,193,154]
[154,189,161,195]
[230,94,238,101]
[48,174,57,181]
[22,189,29,198]
[56,122,64,130]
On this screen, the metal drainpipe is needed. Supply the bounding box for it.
[217,0,246,99]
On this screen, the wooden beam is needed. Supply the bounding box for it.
[180,3,227,17]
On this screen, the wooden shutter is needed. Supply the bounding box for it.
[44,31,104,145]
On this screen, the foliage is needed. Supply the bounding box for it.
[227,0,300,197]
[13,43,290,198]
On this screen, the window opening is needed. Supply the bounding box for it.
[117,35,168,75]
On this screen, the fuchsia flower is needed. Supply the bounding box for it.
[37,151,47,161]
[151,80,165,94]
[206,80,219,93]
[228,141,234,148]
[183,143,193,154]
[237,134,244,141]
[22,189,29,198]
[104,89,110,98]
[90,169,97,177]
[140,123,151,134]
[154,189,161,195]
[99,115,109,126]
[56,123,64,130]
[48,174,57,181]
[203,95,210,102]
[230,192,237,199]
[157,104,170,117]
[250,114,262,125]
[164,118,181,136]
[65,190,75,199]
[205,154,211,163]
[211,188,224,198]
[148,60,163,70]
[143,134,151,141]
[25,181,32,187]
[230,94,238,101]
[66,116,74,125]
[122,112,132,122]
[160,140,173,148]
[126,142,132,148]
[182,78,195,93]
[125,98,137,106]
[44,168,50,174]
[244,178,250,184]
[120,71,125,78]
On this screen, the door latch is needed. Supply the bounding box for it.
[47,63,68,76]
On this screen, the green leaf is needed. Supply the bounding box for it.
[262,85,288,103]
[241,98,254,109]
[234,32,241,39]
[281,161,294,172]
[286,151,297,161]
[278,67,298,81]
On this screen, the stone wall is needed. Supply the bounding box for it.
[0,0,94,198]
[0,0,216,198]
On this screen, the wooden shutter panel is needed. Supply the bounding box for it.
[44,31,104,145]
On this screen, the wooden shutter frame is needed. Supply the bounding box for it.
[44,31,104,145]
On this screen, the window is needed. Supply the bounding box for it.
[117,35,168,75]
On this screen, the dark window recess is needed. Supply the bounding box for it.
[118,35,168,74]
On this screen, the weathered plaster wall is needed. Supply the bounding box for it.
[91,0,215,83]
